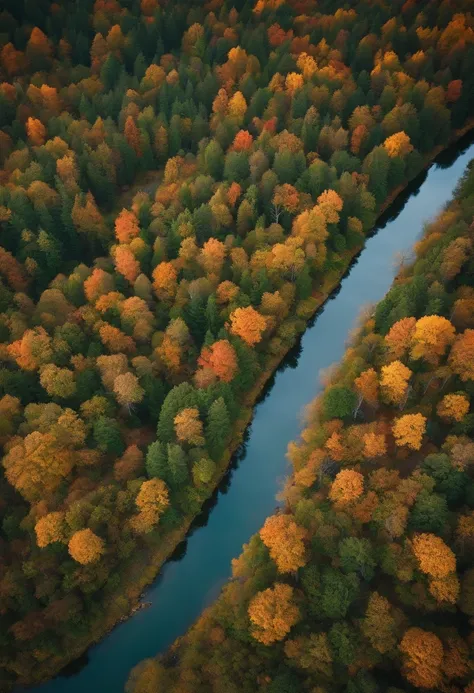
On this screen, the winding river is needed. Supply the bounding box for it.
[29,133,474,693]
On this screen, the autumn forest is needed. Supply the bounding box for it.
[0,0,473,691]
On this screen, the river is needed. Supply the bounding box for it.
[28,132,474,693]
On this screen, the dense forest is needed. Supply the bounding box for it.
[0,0,474,688]
[127,160,474,693]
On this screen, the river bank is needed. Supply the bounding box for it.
[19,123,474,693]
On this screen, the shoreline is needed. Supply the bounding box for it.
[16,119,474,691]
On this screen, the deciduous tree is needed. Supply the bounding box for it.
[399,628,443,689]
[392,413,426,450]
[229,306,267,346]
[68,528,105,565]
[260,514,307,573]
[248,583,300,645]
[174,407,205,446]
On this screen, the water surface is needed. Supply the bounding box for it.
[31,133,474,693]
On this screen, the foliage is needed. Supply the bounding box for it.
[129,161,474,693]
[0,0,473,685]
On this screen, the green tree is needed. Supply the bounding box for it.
[338,537,376,580]
[322,386,357,420]
[157,383,199,443]
[93,416,125,455]
[205,397,230,460]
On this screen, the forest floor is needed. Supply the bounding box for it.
[23,117,474,688]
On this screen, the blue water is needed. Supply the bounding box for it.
[29,134,474,693]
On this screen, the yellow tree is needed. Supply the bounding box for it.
[329,469,364,506]
[392,413,426,450]
[410,315,456,364]
[68,529,105,565]
[229,306,267,346]
[248,583,300,645]
[411,533,456,578]
[449,329,474,381]
[363,432,387,459]
[383,131,413,158]
[437,393,470,422]
[399,627,443,689]
[35,511,65,548]
[131,478,170,534]
[152,262,177,301]
[260,514,307,573]
[174,407,205,446]
[380,360,412,406]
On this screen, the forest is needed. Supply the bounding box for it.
[126,159,474,693]
[0,0,473,688]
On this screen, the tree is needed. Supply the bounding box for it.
[437,393,470,422]
[192,457,216,485]
[322,386,357,420]
[260,515,307,573]
[197,340,237,383]
[411,533,456,578]
[115,209,140,244]
[338,537,375,579]
[99,324,135,353]
[174,407,205,446]
[152,261,177,301]
[113,372,144,409]
[145,441,167,480]
[362,592,397,654]
[135,478,169,523]
[329,470,364,506]
[199,238,226,277]
[411,315,456,364]
[157,383,198,443]
[3,432,74,502]
[383,131,413,158]
[228,91,247,120]
[284,633,333,677]
[392,413,426,450]
[399,628,443,689]
[248,583,300,645]
[449,330,474,381]
[8,327,53,371]
[35,511,65,548]
[68,529,105,565]
[320,567,360,620]
[26,27,52,68]
[93,416,125,455]
[385,317,416,358]
[205,397,230,460]
[229,306,267,346]
[363,432,387,459]
[125,117,142,156]
[26,117,46,146]
[380,360,412,405]
[272,184,300,219]
[125,660,171,693]
[410,491,449,534]
[354,368,379,409]
[40,365,76,399]
[232,130,253,151]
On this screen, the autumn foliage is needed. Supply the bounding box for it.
[1,0,474,687]
[68,529,105,565]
